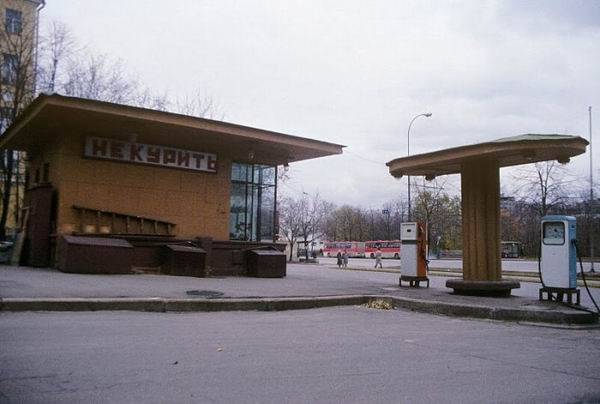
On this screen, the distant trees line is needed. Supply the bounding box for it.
[279,162,599,260]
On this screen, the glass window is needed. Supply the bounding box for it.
[229,163,277,242]
[543,222,565,245]
[231,162,249,182]
[1,53,18,85]
[229,182,248,240]
[5,9,22,34]
[259,185,275,241]
[0,107,12,133]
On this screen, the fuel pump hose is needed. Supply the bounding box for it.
[573,240,600,314]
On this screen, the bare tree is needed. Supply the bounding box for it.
[37,21,75,93]
[413,179,462,253]
[174,90,223,120]
[279,196,304,261]
[62,54,140,104]
[297,193,332,260]
[0,13,38,239]
[37,22,210,116]
[324,205,365,241]
[322,198,408,243]
[279,193,332,261]
[513,161,576,217]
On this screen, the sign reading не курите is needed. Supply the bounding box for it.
[84,136,217,173]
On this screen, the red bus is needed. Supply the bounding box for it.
[323,241,365,258]
[365,240,401,259]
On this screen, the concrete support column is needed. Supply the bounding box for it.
[461,159,501,281]
[446,158,519,296]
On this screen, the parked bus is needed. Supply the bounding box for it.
[323,241,365,258]
[501,241,523,258]
[365,240,401,259]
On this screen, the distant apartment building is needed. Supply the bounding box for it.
[1,0,45,235]
[499,195,516,213]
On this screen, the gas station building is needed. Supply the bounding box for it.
[0,94,343,276]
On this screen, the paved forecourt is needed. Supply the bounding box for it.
[1,264,598,325]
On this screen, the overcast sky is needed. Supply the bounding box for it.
[42,0,600,208]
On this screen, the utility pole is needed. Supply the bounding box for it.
[590,106,595,272]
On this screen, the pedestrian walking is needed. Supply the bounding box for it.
[342,249,349,268]
[374,248,383,268]
[336,251,342,268]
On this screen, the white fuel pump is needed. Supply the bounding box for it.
[399,222,429,288]
[539,215,579,304]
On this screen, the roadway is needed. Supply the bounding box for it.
[2,308,600,403]
[318,257,599,273]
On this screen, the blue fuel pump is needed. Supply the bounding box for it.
[539,216,599,313]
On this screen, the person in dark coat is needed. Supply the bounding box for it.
[336,251,343,268]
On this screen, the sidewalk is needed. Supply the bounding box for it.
[1,264,597,326]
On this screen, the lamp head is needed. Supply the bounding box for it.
[424,113,432,117]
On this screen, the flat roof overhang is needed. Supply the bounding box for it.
[0,94,344,165]
[386,134,589,179]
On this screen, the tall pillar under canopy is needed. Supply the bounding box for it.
[461,159,501,281]
[446,158,519,296]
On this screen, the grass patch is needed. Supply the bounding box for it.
[363,299,393,310]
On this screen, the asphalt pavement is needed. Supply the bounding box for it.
[1,308,599,403]
[1,264,599,325]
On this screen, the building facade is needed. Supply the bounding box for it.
[1,94,343,275]
[1,0,45,236]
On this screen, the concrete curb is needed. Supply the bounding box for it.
[335,266,600,288]
[385,296,597,325]
[1,295,597,325]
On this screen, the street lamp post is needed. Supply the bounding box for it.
[590,106,595,273]
[407,112,432,221]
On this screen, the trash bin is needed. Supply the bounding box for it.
[246,249,286,278]
[163,244,206,277]
[57,235,133,274]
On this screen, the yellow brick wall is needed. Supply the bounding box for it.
[38,133,231,240]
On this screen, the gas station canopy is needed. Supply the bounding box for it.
[387,134,588,179]
[386,134,589,297]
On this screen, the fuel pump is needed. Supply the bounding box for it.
[399,222,429,288]
[539,216,580,304]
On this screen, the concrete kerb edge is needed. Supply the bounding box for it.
[0,297,167,312]
[1,295,596,325]
[336,267,600,288]
[387,296,598,325]
[0,296,372,314]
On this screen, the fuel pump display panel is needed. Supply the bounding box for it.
[543,222,565,245]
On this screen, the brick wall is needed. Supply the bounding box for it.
[30,132,232,240]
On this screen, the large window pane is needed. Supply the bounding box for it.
[230,163,277,242]
[231,162,249,182]
[259,185,275,242]
[229,182,247,240]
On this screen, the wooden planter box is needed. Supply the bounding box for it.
[57,235,133,274]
